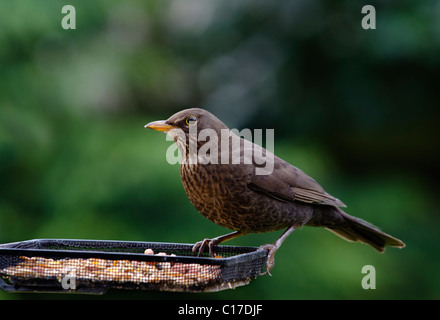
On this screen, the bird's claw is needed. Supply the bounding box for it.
[259,243,278,276]
[192,238,217,257]
[192,231,243,257]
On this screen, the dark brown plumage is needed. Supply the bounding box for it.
[145,108,405,274]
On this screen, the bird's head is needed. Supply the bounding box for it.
[145,108,229,159]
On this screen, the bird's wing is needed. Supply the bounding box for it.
[290,186,346,207]
[247,176,296,203]
[247,149,346,207]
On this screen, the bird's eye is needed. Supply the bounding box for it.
[186,116,197,125]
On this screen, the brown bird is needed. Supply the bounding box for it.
[145,108,405,274]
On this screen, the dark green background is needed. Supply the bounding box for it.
[1,0,439,299]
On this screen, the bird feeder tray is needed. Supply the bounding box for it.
[0,239,267,294]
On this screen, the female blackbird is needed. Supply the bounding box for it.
[146,108,405,274]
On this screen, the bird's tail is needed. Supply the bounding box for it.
[326,209,405,252]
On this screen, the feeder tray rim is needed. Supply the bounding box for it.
[0,238,267,267]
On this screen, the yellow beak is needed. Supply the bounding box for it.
[144,120,178,132]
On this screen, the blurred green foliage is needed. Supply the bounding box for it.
[0,0,439,299]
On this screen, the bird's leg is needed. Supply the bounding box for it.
[259,225,297,276]
[192,231,244,257]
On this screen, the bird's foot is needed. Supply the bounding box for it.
[192,238,219,257]
[258,225,298,276]
[192,231,244,258]
[258,243,278,276]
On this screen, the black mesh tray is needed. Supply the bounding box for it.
[0,239,267,294]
